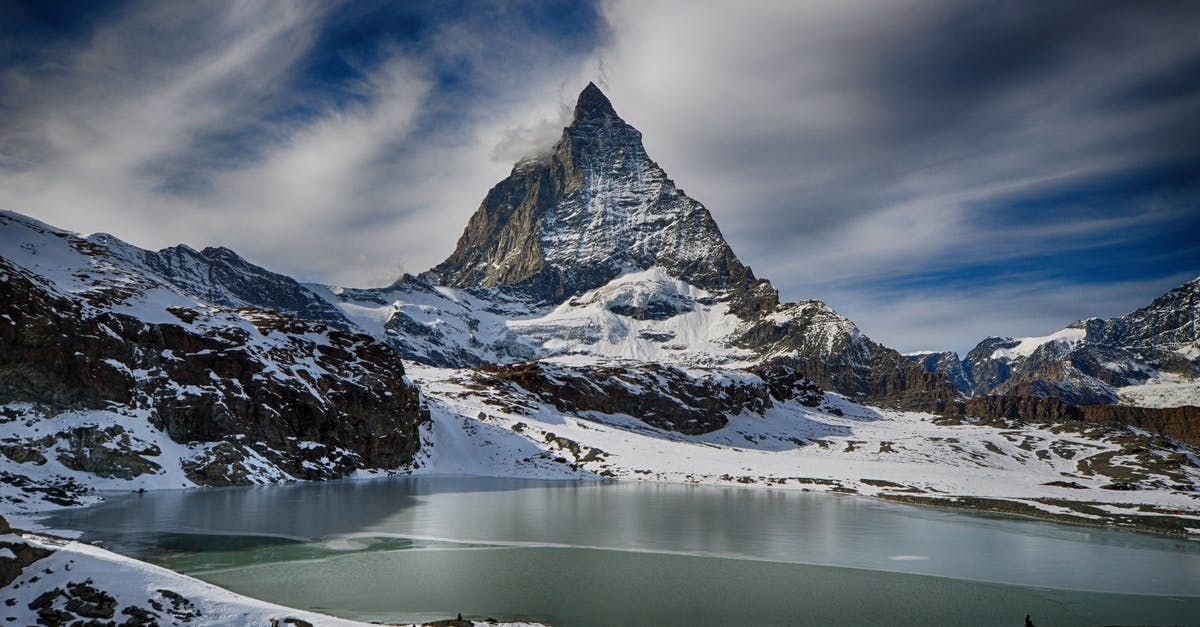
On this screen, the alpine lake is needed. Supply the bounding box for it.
[42,476,1200,626]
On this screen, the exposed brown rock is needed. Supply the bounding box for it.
[964,395,1200,445]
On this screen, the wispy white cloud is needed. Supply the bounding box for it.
[1,2,459,285]
[0,1,332,254]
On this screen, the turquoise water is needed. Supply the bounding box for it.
[45,477,1200,625]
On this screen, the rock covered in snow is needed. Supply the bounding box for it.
[475,360,824,435]
[95,234,351,329]
[0,211,427,506]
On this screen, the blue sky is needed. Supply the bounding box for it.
[1,0,1197,355]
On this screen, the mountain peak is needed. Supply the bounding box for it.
[574,82,618,123]
[426,83,764,306]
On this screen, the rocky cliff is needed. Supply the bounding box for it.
[476,361,825,435]
[964,394,1200,447]
[905,351,973,395]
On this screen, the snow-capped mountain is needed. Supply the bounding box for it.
[909,277,1199,406]
[317,84,959,411]
[0,211,426,508]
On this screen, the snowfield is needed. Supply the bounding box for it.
[1118,371,1200,408]
[988,326,1089,361]
[408,364,1200,532]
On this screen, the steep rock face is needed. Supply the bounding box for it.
[905,351,973,396]
[962,323,1128,404]
[0,212,427,486]
[476,361,824,435]
[732,300,960,411]
[425,83,763,305]
[1101,277,1200,352]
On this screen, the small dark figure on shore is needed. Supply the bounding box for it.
[1024,614,1035,627]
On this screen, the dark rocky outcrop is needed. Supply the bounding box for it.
[964,395,1200,446]
[478,361,823,435]
[55,425,163,479]
[0,515,52,588]
[904,351,973,396]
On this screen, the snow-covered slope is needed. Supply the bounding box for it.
[95,233,351,329]
[312,268,760,368]
[312,267,957,409]
[409,364,1200,534]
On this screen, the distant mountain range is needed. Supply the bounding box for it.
[907,276,1199,406]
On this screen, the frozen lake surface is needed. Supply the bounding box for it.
[44,476,1200,626]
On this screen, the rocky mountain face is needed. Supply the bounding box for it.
[424,83,765,308]
[912,277,1199,406]
[0,212,427,500]
[905,351,973,395]
[730,300,958,411]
